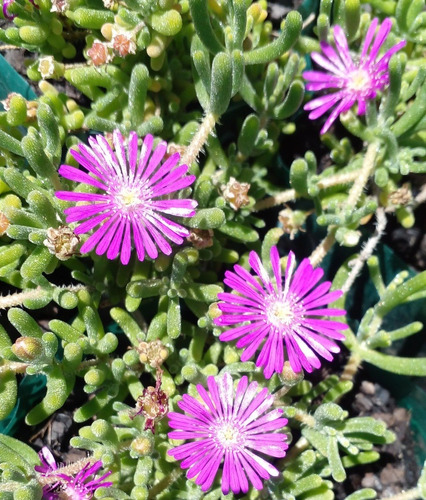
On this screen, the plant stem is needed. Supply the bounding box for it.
[181,112,218,166]
[253,188,297,211]
[346,142,378,207]
[317,170,359,189]
[277,436,310,467]
[309,227,337,268]
[341,207,386,295]
[309,142,379,267]
[147,467,183,499]
[340,352,362,382]
[0,284,87,310]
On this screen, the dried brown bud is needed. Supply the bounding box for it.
[87,41,111,66]
[0,213,10,236]
[137,340,168,369]
[113,33,136,58]
[135,381,169,433]
[43,226,80,260]
[388,183,413,208]
[278,207,310,240]
[221,177,250,210]
[12,337,44,361]
[187,228,214,249]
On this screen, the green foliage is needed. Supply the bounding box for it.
[0,0,425,498]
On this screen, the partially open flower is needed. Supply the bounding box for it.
[43,226,80,261]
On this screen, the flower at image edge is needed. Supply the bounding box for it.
[34,447,112,500]
[303,18,406,134]
[214,246,348,378]
[56,130,197,265]
[168,372,288,494]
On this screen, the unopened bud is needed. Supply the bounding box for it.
[43,226,80,260]
[130,436,153,456]
[12,337,43,361]
[221,177,250,210]
[279,361,304,387]
[137,340,168,369]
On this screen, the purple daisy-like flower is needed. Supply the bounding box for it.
[2,0,38,19]
[303,18,406,134]
[168,372,288,494]
[55,461,113,499]
[214,246,348,378]
[34,447,112,500]
[56,130,197,265]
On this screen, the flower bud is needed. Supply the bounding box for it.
[130,436,154,456]
[137,340,168,369]
[12,337,43,361]
[279,361,304,387]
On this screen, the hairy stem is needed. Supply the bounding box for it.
[253,189,297,211]
[346,142,378,207]
[0,284,87,310]
[341,207,387,294]
[148,467,183,499]
[309,227,337,268]
[181,112,218,166]
[309,142,379,267]
[340,352,362,382]
[0,361,29,375]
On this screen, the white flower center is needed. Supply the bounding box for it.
[214,420,245,450]
[347,69,371,92]
[267,298,295,328]
[118,186,141,208]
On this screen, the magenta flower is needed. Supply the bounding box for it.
[303,18,406,134]
[214,246,348,378]
[56,130,197,265]
[34,447,112,500]
[55,461,113,499]
[168,372,288,494]
[2,0,38,19]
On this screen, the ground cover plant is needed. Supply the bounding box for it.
[0,0,425,498]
